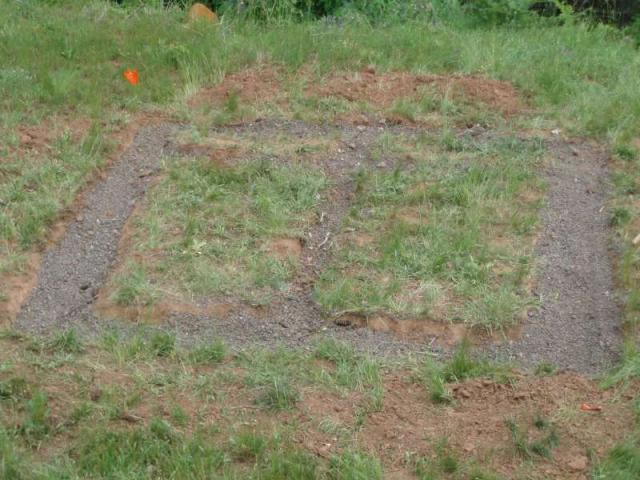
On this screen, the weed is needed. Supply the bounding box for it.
[418,341,511,404]
[505,418,559,460]
[112,262,158,307]
[329,450,383,480]
[20,391,50,443]
[230,431,267,461]
[189,339,227,364]
[72,422,226,478]
[315,136,542,329]
[533,415,549,430]
[603,342,640,388]
[256,449,318,479]
[150,331,176,358]
[593,441,640,479]
[534,361,556,376]
[119,157,326,304]
[421,358,453,404]
[169,406,188,427]
[314,339,382,391]
[0,378,30,403]
[0,428,25,479]
[256,377,300,410]
[47,329,84,354]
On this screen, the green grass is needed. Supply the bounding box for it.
[505,417,559,460]
[315,135,543,328]
[111,155,326,306]
[593,440,640,480]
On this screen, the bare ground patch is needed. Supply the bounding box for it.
[311,69,524,116]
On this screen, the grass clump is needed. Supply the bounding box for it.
[149,331,176,358]
[189,339,227,364]
[256,376,300,411]
[314,338,382,391]
[328,450,383,479]
[505,417,559,460]
[71,420,225,478]
[593,441,640,480]
[20,391,50,444]
[46,329,84,354]
[419,340,511,404]
[112,262,158,307]
[230,431,267,462]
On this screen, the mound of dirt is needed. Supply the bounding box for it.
[312,69,523,116]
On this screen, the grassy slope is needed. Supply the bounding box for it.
[1,1,640,477]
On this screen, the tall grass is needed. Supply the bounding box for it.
[1,1,638,142]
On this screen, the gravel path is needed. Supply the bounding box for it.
[16,124,178,333]
[166,120,423,356]
[14,121,622,373]
[494,140,621,373]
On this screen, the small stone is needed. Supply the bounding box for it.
[633,233,640,245]
[79,283,91,291]
[458,388,471,399]
[90,386,102,402]
[463,441,475,453]
[567,455,588,472]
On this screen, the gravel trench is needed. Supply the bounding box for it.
[15,121,622,373]
[16,124,178,333]
[495,140,621,373]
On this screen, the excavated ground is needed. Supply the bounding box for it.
[14,119,621,373]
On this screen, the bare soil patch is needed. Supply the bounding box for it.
[312,69,524,116]
[299,371,636,479]
[190,67,285,108]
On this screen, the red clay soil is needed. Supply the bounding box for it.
[190,66,524,118]
[312,69,524,116]
[299,372,637,479]
[189,67,285,108]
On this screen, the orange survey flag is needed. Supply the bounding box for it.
[123,69,139,86]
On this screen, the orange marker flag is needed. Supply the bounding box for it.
[123,69,139,86]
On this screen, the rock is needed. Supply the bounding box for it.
[567,454,588,472]
[187,3,218,23]
[633,233,640,245]
[89,386,102,402]
[458,388,471,399]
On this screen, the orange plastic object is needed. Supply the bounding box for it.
[187,3,218,23]
[580,403,603,412]
[123,69,139,86]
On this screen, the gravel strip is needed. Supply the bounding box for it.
[16,124,178,333]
